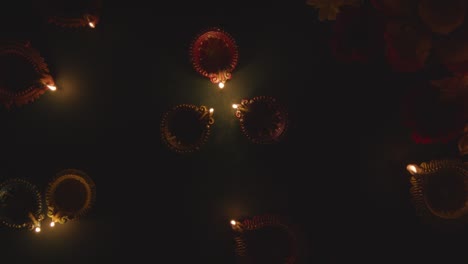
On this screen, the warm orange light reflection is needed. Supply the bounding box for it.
[35,227,41,233]
[89,22,95,28]
[218,82,225,89]
[232,104,238,109]
[209,108,214,113]
[230,220,237,226]
[50,221,55,227]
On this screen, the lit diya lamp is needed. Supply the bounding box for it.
[0,41,56,109]
[190,28,238,89]
[0,178,44,233]
[46,169,96,227]
[230,215,298,264]
[407,159,468,226]
[41,0,102,28]
[160,104,214,153]
[232,96,288,144]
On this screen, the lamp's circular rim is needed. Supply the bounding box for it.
[0,41,53,109]
[0,178,43,230]
[160,104,213,154]
[45,169,96,223]
[235,96,289,144]
[190,27,239,81]
[232,214,298,264]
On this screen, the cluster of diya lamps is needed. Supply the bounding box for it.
[161,28,290,153]
[0,169,95,233]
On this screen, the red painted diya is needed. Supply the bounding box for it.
[190,28,238,89]
[233,96,288,144]
[160,104,214,153]
[230,215,298,264]
[0,41,56,109]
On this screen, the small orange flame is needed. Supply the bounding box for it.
[47,85,57,91]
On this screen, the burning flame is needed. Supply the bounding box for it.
[85,14,96,28]
[47,85,57,91]
[406,164,422,175]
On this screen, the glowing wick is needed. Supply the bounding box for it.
[47,85,57,91]
[230,219,243,232]
[85,14,96,28]
[232,104,247,112]
[406,164,423,175]
[50,221,55,227]
[28,212,41,232]
[218,82,225,89]
[209,108,214,114]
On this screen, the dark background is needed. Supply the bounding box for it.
[0,0,466,263]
